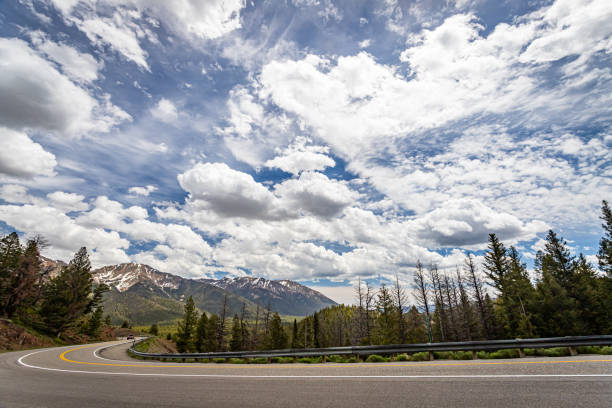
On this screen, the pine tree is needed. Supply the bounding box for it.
[413,260,432,342]
[464,254,490,338]
[87,306,104,337]
[230,314,242,351]
[598,200,612,277]
[266,312,288,349]
[392,274,407,343]
[150,324,159,336]
[0,234,46,319]
[176,296,198,352]
[194,312,208,352]
[539,230,575,292]
[374,284,398,344]
[483,233,509,293]
[313,312,320,348]
[291,318,299,348]
[206,314,219,351]
[40,247,95,336]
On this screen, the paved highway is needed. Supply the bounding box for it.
[1,340,611,407]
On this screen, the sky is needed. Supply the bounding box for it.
[0,0,610,305]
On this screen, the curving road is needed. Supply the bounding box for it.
[1,340,611,407]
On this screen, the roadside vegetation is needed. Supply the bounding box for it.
[140,201,611,359]
[0,238,119,351]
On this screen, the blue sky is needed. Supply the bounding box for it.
[0,0,610,304]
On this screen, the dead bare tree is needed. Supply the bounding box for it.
[413,260,433,342]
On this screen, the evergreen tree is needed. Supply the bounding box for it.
[104,315,111,326]
[533,260,577,337]
[206,314,220,351]
[230,314,242,351]
[194,312,208,352]
[266,312,288,349]
[150,324,159,336]
[176,296,198,352]
[375,284,398,344]
[1,238,42,319]
[313,312,320,348]
[86,306,104,337]
[464,254,490,338]
[503,247,535,338]
[483,233,509,293]
[598,200,612,278]
[291,318,299,348]
[539,230,575,292]
[40,247,95,336]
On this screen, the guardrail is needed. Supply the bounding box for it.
[128,335,612,362]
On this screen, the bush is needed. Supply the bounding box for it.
[297,356,322,364]
[411,352,430,361]
[485,349,520,359]
[433,351,453,360]
[212,358,226,364]
[326,355,347,363]
[393,354,409,361]
[247,357,269,364]
[229,358,245,364]
[365,354,388,363]
[166,333,172,340]
[451,351,474,360]
[346,356,359,363]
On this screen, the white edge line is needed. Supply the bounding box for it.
[93,342,139,363]
[16,349,612,379]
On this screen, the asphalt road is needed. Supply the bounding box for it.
[1,340,611,408]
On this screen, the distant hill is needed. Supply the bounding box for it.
[39,260,337,325]
[200,276,337,317]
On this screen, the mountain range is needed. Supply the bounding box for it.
[41,260,336,325]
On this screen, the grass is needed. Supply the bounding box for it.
[127,344,612,364]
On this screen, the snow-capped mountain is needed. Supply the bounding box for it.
[93,263,181,293]
[40,260,336,323]
[200,276,337,316]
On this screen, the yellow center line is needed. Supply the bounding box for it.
[59,344,612,370]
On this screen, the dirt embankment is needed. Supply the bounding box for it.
[145,337,178,354]
[0,319,55,351]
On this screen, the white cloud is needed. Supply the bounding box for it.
[77,13,151,71]
[128,185,158,196]
[358,39,371,48]
[264,137,335,175]
[150,99,179,123]
[0,203,131,266]
[0,38,130,137]
[0,185,35,204]
[178,162,284,220]
[29,31,103,83]
[49,0,246,69]
[275,172,357,218]
[46,191,89,212]
[0,127,57,178]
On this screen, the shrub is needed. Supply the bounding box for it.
[229,358,245,364]
[452,351,474,360]
[326,355,347,363]
[297,356,322,364]
[212,358,226,364]
[393,354,409,362]
[247,357,269,364]
[411,352,430,361]
[346,356,359,363]
[365,354,388,363]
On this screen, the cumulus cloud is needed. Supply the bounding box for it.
[410,199,548,248]
[0,38,130,137]
[264,137,335,175]
[178,162,284,220]
[46,191,89,212]
[128,185,158,196]
[150,99,178,123]
[275,172,357,218]
[0,185,35,204]
[0,127,57,178]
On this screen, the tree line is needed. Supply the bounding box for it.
[0,234,109,340]
[174,200,612,351]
